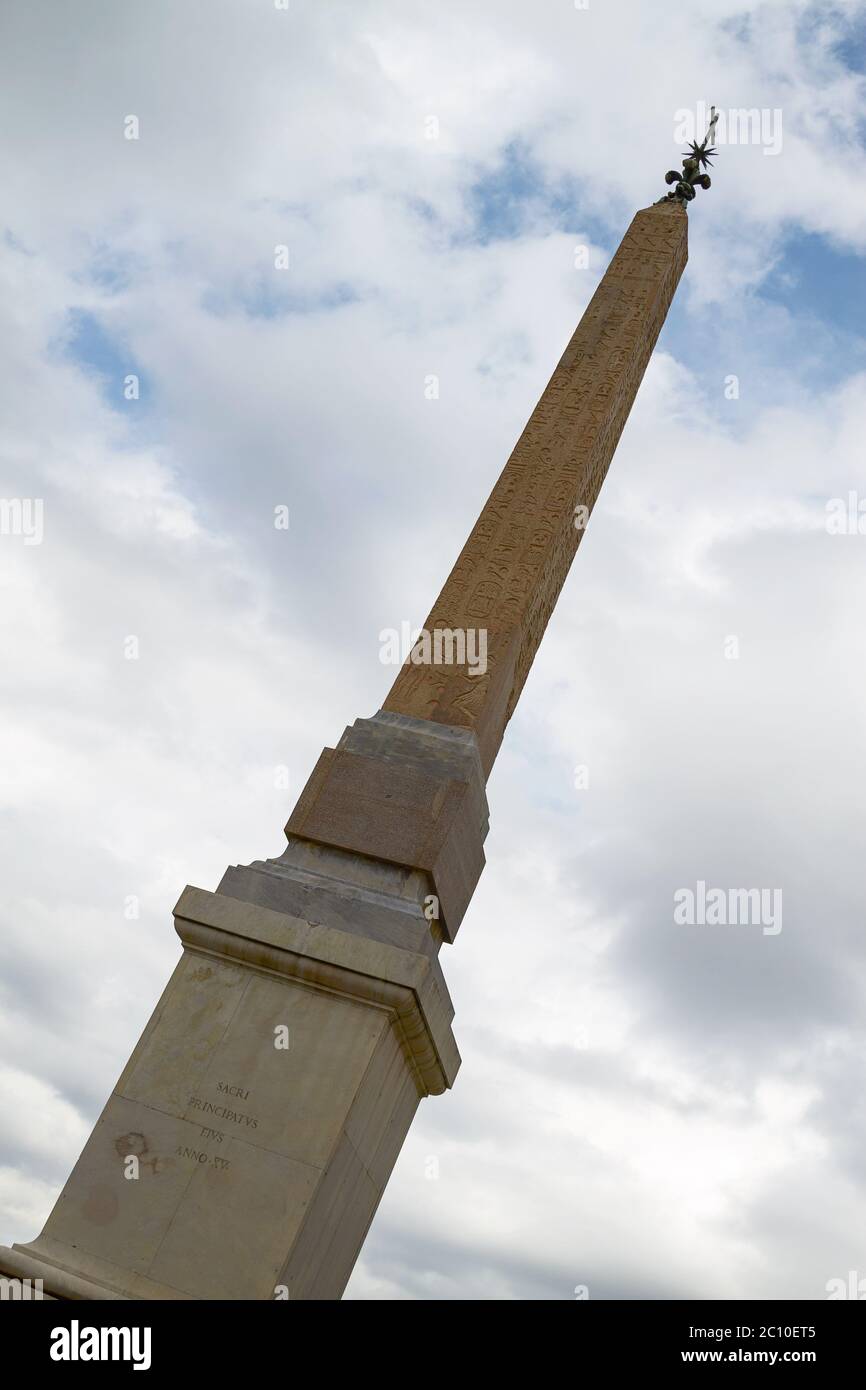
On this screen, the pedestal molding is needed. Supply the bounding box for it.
[174,885,460,1096]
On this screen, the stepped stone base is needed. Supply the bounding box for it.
[0,713,482,1300]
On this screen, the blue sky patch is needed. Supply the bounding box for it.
[60,307,147,414]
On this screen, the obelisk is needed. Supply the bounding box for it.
[0,124,716,1300]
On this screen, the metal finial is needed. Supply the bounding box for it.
[658,105,719,206]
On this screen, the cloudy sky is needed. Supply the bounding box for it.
[2,0,866,1300]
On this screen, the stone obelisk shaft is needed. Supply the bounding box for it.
[384,202,688,775]
[0,202,687,1301]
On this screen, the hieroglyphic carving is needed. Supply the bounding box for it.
[383,203,688,776]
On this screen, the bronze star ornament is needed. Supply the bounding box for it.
[659,104,720,205]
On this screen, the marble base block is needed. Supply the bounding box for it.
[0,881,459,1300]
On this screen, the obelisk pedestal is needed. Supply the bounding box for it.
[0,712,483,1300]
[3,882,454,1301]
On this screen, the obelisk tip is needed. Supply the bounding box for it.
[657,104,719,208]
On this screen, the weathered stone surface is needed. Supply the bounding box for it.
[383,202,688,775]
[285,749,480,941]
[0,887,457,1301]
[284,710,488,943]
[221,712,489,949]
